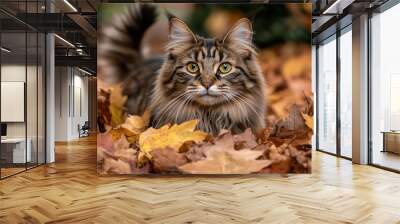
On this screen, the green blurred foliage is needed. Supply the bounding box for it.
[98,3,311,48]
[187,4,311,48]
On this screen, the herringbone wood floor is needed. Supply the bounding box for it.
[0,136,399,224]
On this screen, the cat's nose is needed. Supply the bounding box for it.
[201,81,213,89]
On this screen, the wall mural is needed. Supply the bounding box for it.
[97,3,313,175]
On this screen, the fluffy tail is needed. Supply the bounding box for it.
[98,4,157,83]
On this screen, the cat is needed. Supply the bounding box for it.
[98,5,266,135]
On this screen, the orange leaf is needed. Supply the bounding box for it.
[302,113,313,131]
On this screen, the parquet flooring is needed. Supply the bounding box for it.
[1,167,26,178]
[1,135,400,224]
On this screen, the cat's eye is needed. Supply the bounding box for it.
[187,63,199,73]
[219,63,232,74]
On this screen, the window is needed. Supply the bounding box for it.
[0,1,46,179]
[317,35,337,154]
[370,3,400,171]
[339,27,352,158]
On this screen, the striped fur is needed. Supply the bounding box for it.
[98,5,160,115]
[99,5,266,135]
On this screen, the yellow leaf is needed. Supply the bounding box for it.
[121,115,146,133]
[302,113,313,131]
[138,120,207,164]
[109,85,127,127]
[108,114,148,143]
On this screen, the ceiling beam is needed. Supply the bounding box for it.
[322,0,356,14]
[67,13,97,39]
[55,55,96,71]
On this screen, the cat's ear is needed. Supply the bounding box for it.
[167,17,197,55]
[222,18,254,56]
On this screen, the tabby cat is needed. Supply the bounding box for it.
[98,5,266,135]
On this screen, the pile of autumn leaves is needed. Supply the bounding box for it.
[97,86,313,175]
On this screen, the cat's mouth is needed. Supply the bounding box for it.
[193,92,225,106]
[198,92,219,97]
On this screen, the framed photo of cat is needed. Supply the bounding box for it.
[97,3,313,175]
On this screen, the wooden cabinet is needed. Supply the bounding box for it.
[382,132,400,154]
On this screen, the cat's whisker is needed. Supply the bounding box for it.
[154,92,189,127]
[176,95,193,123]
[162,90,195,125]
[236,94,259,112]
[233,93,261,118]
[227,95,250,123]
[172,95,190,123]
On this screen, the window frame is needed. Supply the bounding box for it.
[367,1,400,173]
[315,23,353,161]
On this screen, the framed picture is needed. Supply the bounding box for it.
[97,3,312,175]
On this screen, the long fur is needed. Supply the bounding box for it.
[99,5,266,135]
[99,5,161,115]
[98,4,157,84]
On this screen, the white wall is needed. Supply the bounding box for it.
[55,66,69,141]
[1,64,46,164]
[54,67,89,141]
[72,73,89,138]
[1,65,38,138]
[1,65,26,140]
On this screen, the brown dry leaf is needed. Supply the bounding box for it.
[113,135,130,151]
[114,148,137,163]
[110,85,127,127]
[233,128,258,149]
[102,158,132,174]
[184,129,258,162]
[97,132,114,152]
[256,128,272,144]
[267,144,292,173]
[271,104,309,139]
[151,147,188,173]
[138,120,207,164]
[302,113,313,131]
[141,109,151,127]
[97,132,130,158]
[303,94,314,116]
[255,138,312,174]
[97,146,107,162]
[179,134,272,174]
[289,145,312,173]
[97,89,111,129]
[98,133,144,174]
[185,142,212,162]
